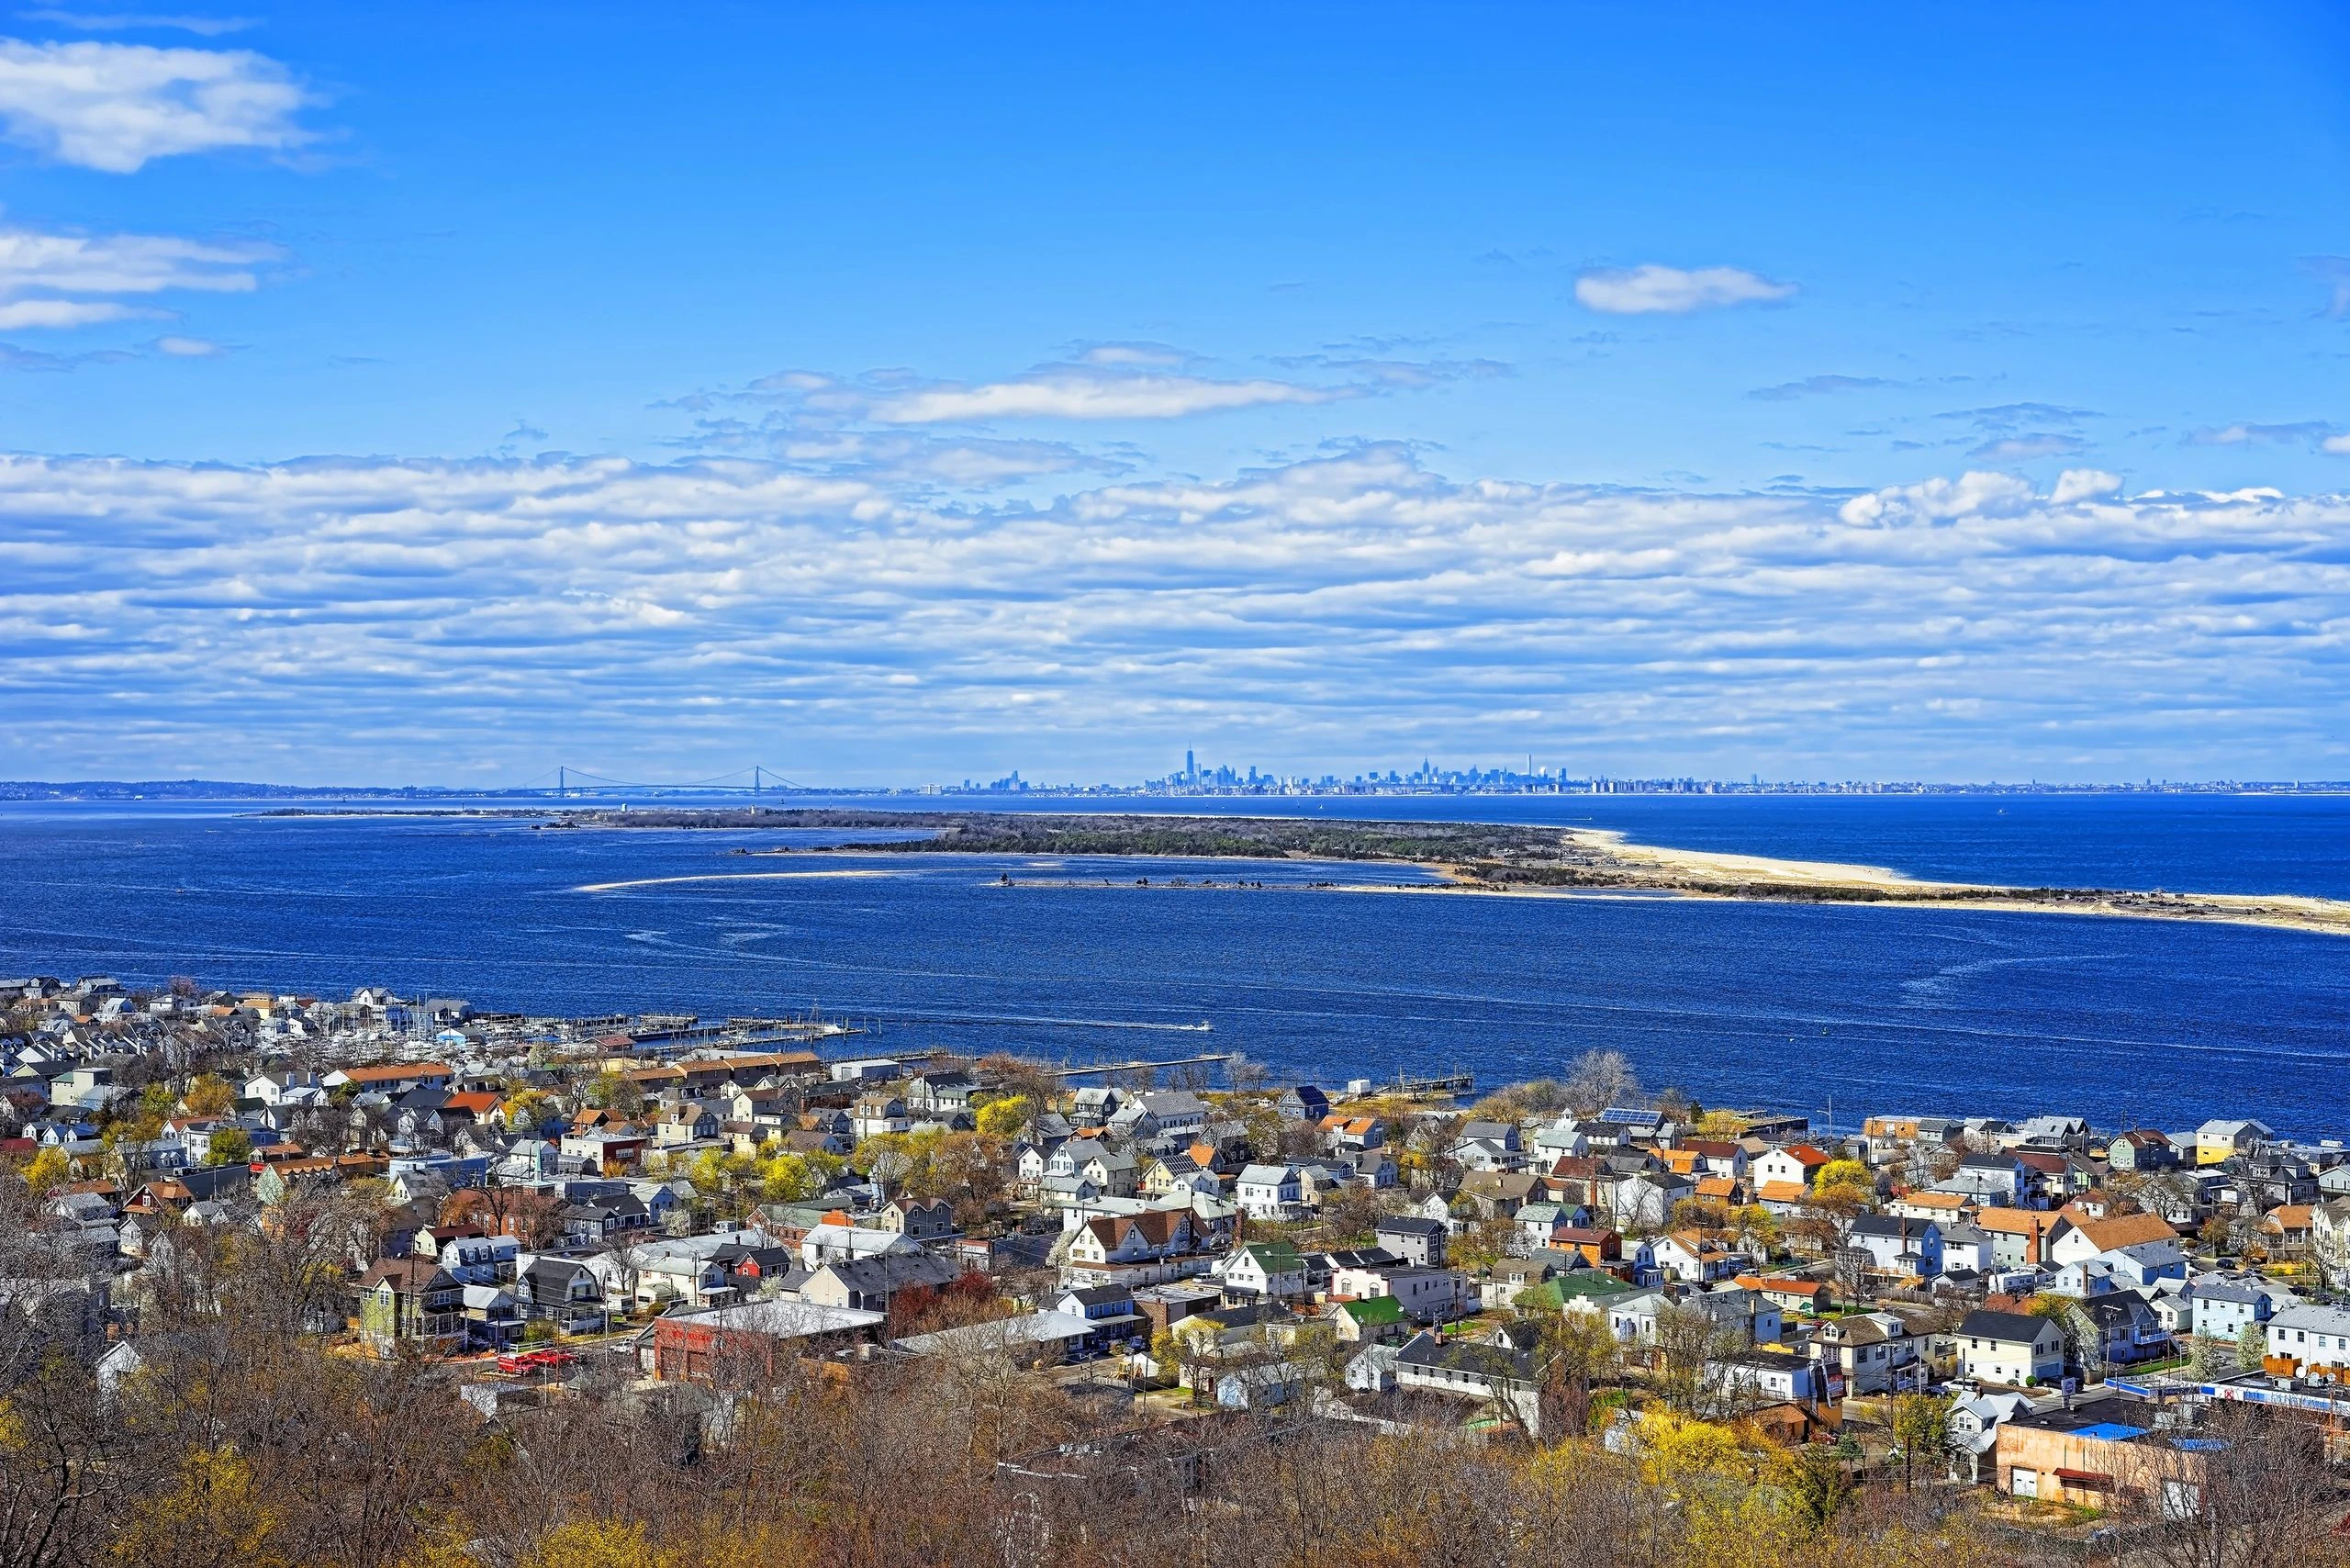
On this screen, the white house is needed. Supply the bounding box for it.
[1234,1163,1306,1222]
[1604,1287,1780,1348]
[2266,1303,2350,1375]
[1327,1261,1468,1323]
[1954,1307,2065,1386]
[1751,1144,1830,1189]
[1216,1243,1309,1301]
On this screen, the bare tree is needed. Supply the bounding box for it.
[1564,1049,1639,1115]
[2112,1403,2350,1568]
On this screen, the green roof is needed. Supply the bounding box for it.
[1339,1295,1404,1325]
[1550,1271,1636,1300]
[1243,1241,1303,1267]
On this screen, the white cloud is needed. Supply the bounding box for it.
[876,372,1346,422]
[2050,468,2122,503]
[6,448,2350,778]
[1574,263,1796,315]
[0,224,273,294]
[691,347,1494,440]
[0,222,274,335]
[1838,470,2035,525]
[2325,433,2350,456]
[18,12,259,35]
[149,331,218,354]
[0,37,311,171]
[0,296,138,326]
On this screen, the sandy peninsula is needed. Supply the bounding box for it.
[544,806,2350,938]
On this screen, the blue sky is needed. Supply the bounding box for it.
[4,3,2350,784]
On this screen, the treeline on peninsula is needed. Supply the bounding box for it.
[572,809,1570,864]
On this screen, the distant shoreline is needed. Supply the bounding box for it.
[520,805,2350,938]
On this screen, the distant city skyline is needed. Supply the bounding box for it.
[3,6,2348,782]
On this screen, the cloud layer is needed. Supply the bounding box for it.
[4,447,2348,779]
[0,36,310,170]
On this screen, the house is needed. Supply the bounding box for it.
[2107,1129,2180,1171]
[799,1220,922,1269]
[2045,1209,2179,1269]
[2266,1303,2350,1377]
[436,1233,520,1284]
[1329,1294,1407,1343]
[1132,1091,1210,1138]
[1845,1215,1943,1280]
[1886,1190,1972,1226]
[1455,1117,1524,1154]
[1047,1138,1138,1198]
[1216,1242,1308,1302]
[2259,1204,2316,1257]
[561,1193,653,1245]
[1751,1144,1831,1189]
[1736,1273,1832,1316]
[1275,1086,1330,1123]
[326,1062,456,1097]
[1327,1259,1469,1323]
[1605,1286,1781,1349]
[1234,1163,1305,1221]
[1652,1230,1745,1284]
[2187,1273,2296,1342]
[1611,1172,1693,1230]
[878,1197,957,1242]
[2076,1292,2169,1367]
[2095,1238,2190,1288]
[1809,1312,1927,1395]
[559,1128,647,1176]
[1068,1086,1123,1127]
[1944,1153,2031,1206]
[1457,1170,1541,1220]
[357,1258,464,1350]
[513,1255,609,1333]
[1550,1226,1624,1269]
[902,1070,977,1115]
[1393,1327,1547,1438]
[1709,1347,1821,1406]
[1955,1307,2066,1386]
[1322,1114,1385,1152]
[1974,1207,2062,1268]
[2194,1118,2274,1166]
[1374,1215,1448,1268]
[800,1249,963,1314]
[850,1093,910,1141]
[1051,1285,1145,1352]
[1065,1209,1197,1271]
[1947,1391,2034,1483]
[244,1070,327,1107]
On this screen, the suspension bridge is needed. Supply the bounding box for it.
[503,765,820,798]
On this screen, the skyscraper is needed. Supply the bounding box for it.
[1185,748,1196,783]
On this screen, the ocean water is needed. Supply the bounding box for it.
[3,794,2347,1137]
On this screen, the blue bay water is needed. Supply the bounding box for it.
[3,793,2347,1137]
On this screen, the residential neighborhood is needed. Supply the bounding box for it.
[6,974,2350,1562]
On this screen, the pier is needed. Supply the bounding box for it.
[1053,1053,1234,1079]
